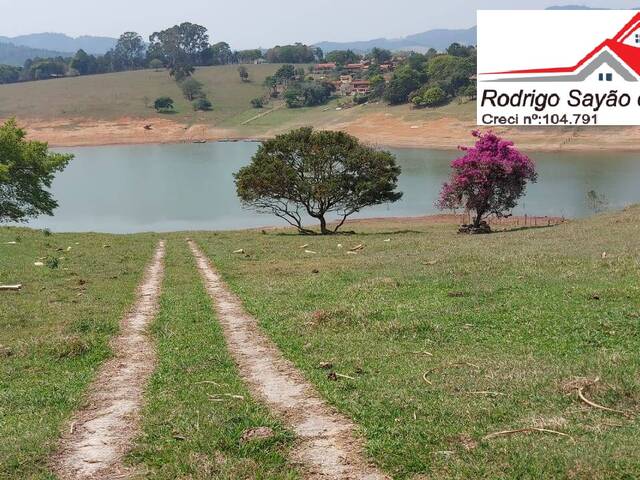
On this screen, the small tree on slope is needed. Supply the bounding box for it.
[0,119,72,223]
[437,131,537,233]
[234,128,402,234]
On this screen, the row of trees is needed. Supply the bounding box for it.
[0,26,329,85]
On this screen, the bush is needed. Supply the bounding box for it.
[353,94,369,105]
[193,97,213,111]
[180,78,204,101]
[412,86,447,108]
[149,58,164,71]
[251,97,264,108]
[154,96,174,112]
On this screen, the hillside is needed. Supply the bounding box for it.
[0,41,71,66]
[0,33,117,55]
[314,27,476,54]
[3,64,640,151]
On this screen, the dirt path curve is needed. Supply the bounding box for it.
[188,240,388,480]
[51,241,166,480]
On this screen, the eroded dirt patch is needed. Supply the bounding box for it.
[188,240,387,480]
[51,241,166,479]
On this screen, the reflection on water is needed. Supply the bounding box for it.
[21,142,640,233]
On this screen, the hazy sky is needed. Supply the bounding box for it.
[1,0,638,49]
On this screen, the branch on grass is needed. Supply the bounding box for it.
[483,428,573,441]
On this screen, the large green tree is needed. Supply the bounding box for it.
[235,128,402,234]
[113,32,145,70]
[148,23,209,78]
[384,65,422,105]
[0,119,72,223]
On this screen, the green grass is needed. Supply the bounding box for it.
[3,207,639,479]
[189,207,640,479]
[0,64,282,124]
[0,227,157,479]
[128,239,298,479]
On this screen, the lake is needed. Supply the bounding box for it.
[22,142,640,233]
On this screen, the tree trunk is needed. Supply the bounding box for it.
[473,210,484,228]
[319,216,330,235]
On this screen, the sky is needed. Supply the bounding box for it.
[1,0,639,49]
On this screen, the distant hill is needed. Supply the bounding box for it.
[314,5,640,54]
[0,33,117,55]
[0,42,71,66]
[314,27,476,54]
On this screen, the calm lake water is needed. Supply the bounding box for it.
[22,142,640,233]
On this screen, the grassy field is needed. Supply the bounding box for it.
[128,240,298,479]
[0,64,282,124]
[0,227,157,479]
[190,207,640,479]
[2,207,639,479]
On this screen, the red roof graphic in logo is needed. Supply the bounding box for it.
[484,13,640,80]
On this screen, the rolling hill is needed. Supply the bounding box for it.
[314,27,476,54]
[0,41,71,66]
[0,33,117,55]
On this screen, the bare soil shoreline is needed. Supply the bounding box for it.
[12,114,640,152]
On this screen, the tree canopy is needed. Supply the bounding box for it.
[235,128,402,234]
[265,43,321,63]
[437,131,537,231]
[148,22,209,78]
[113,32,145,70]
[0,119,72,223]
[324,50,361,65]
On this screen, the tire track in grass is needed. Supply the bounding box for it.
[51,240,166,479]
[188,239,387,480]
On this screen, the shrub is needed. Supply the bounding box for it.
[251,97,264,108]
[353,94,369,105]
[154,96,174,112]
[412,86,447,108]
[149,58,164,71]
[180,78,204,101]
[193,97,213,111]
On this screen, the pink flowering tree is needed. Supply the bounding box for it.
[437,131,537,232]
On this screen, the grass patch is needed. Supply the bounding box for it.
[128,240,298,479]
[190,207,640,479]
[0,227,157,479]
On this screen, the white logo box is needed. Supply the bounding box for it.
[477,10,640,126]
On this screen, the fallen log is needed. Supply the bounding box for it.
[0,284,22,291]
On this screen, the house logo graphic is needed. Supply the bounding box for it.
[484,13,640,83]
[477,10,640,126]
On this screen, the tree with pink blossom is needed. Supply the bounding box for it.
[437,131,537,233]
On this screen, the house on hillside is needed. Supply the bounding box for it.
[313,62,337,73]
[346,62,369,72]
[484,13,640,82]
[351,80,371,95]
